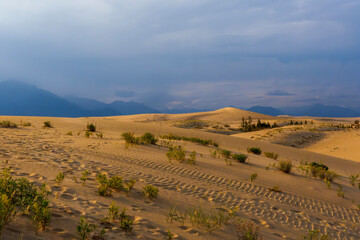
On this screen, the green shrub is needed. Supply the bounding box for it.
[161,134,218,146]
[85,131,91,138]
[268,186,281,192]
[166,145,186,163]
[166,205,186,225]
[142,185,159,200]
[264,152,279,160]
[30,184,51,232]
[141,132,157,144]
[43,121,52,128]
[107,202,119,222]
[121,132,139,145]
[187,151,196,165]
[337,185,344,198]
[167,230,175,240]
[108,176,123,191]
[236,220,262,240]
[55,172,65,184]
[275,160,293,174]
[175,120,209,129]
[0,194,16,237]
[301,229,330,240]
[119,208,133,232]
[80,170,90,185]
[0,121,18,128]
[76,217,96,240]
[349,174,359,186]
[66,131,73,136]
[87,123,96,132]
[221,149,232,159]
[250,173,257,182]
[96,133,103,139]
[123,179,136,193]
[247,147,262,155]
[98,184,112,197]
[187,206,230,233]
[298,161,338,182]
[232,153,248,163]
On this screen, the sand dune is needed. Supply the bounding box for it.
[0,114,359,239]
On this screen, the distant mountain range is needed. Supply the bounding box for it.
[248,104,360,117]
[1,80,359,118]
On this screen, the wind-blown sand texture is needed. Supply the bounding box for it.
[0,110,359,239]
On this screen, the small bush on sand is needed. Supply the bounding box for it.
[247,147,262,155]
[0,121,18,128]
[236,220,262,240]
[80,170,90,185]
[123,179,136,193]
[22,122,32,126]
[187,151,196,164]
[349,174,359,186]
[66,131,73,136]
[142,185,159,200]
[187,206,230,233]
[55,172,65,184]
[300,229,330,240]
[220,149,232,159]
[232,153,248,163]
[119,208,133,232]
[77,217,96,240]
[141,132,157,144]
[250,173,258,182]
[96,133,103,139]
[108,176,123,191]
[87,123,96,132]
[0,194,16,237]
[166,145,186,163]
[85,131,92,138]
[107,202,119,222]
[43,121,53,128]
[268,186,281,192]
[121,132,139,146]
[298,161,338,182]
[275,160,293,174]
[264,152,279,160]
[337,185,344,198]
[98,184,112,197]
[161,134,218,147]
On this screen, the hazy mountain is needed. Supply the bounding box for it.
[66,96,159,115]
[247,106,285,116]
[0,80,92,117]
[280,104,360,117]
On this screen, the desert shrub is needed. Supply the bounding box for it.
[161,134,218,146]
[141,132,157,144]
[250,173,258,182]
[0,121,17,128]
[221,149,232,159]
[80,170,90,185]
[96,133,103,139]
[108,176,123,191]
[98,184,112,197]
[142,185,159,200]
[121,132,139,145]
[87,123,96,132]
[107,202,119,222]
[167,230,175,240]
[275,160,293,174]
[175,120,209,129]
[123,179,136,193]
[22,122,31,126]
[166,145,186,163]
[0,194,16,237]
[166,205,186,225]
[268,186,281,192]
[349,174,359,186]
[119,208,133,232]
[55,172,65,184]
[187,151,196,164]
[232,153,248,163]
[30,184,51,232]
[85,131,92,138]
[236,220,262,240]
[187,206,230,233]
[247,147,262,155]
[43,121,52,128]
[337,185,344,198]
[301,229,330,240]
[96,173,108,185]
[77,217,96,240]
[66,131,73,136]
[298,161,338,182]
[264,152,279,160]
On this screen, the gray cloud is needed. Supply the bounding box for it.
[114,90,136,98]
[0,0,359,109]
[266,90,295,96]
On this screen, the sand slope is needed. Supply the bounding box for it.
[0,115,359,239]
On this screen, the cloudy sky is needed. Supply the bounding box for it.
[0,0,359,110]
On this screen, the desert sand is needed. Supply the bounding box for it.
[0,109,359,239]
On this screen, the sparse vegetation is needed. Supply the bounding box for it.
[221,149,232,159]
[22,122,31,126]
[142,185,159,200]
[118,208,133,232]
[166,145,186,163]
[250,173,258,182]
[268,186,281,192]
[141,132,157,144]
[264,152,279,160]
[175,120,209,129]
[43,121,53,128]
[122,132,139,145]
[247,147,262,155]
[85,131,92,138]
[80,170,90,185]
[188,151,196,164]
[87,123,96,132]
[349,174,359,186]
[275,160,293,174]
[298,161,338,182]
[337,185,344,198]
[96,133,103,139]
[107,202,119,222]
[232,153,248,163]
[167,230,175,240]
[161,134,218,147]
[300,229,330,240]
[0,121,18,128]
[96,173,135,196]
[55,172,65,184]
[66,131,73,136]
[236,220,262,240]
[76,217,96,240]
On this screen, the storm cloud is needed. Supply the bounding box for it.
[0,0,359,109]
